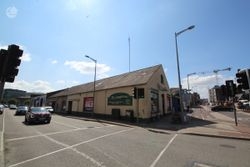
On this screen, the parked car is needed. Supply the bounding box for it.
[243,101,250,109]
[45,106,54,113]
[25,107,51,124]
[15,106,29,115]
[9,104,17,110]
[0,104,4,114]
[237,100,250,109]
[211,105,233,111]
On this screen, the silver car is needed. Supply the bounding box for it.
[45,106,54,113]
[15,106,29,115]
[0,104,4,114]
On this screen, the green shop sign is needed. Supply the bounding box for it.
[108,93,132,106]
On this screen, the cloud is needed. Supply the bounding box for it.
[51,60,58,64]
[4,79,80,93]
[0,45,8,50]
[6,6,18,18]
[182,74,235,99]
[18,45,32,62]
[64,60,111,79]
[5,80,54,93]
[21,52,31,62]
[56,80,80,87]
[56,80,66,84]
[0,44,32,62]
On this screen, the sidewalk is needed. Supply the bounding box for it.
[59,109,250,140]
[144,110,250,140]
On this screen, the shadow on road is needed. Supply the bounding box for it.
[57,111,216,132]
[143,115,216,132]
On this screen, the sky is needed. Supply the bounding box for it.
[1,0,250,99]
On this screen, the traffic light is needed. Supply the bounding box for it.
[236,69,249,90]
[4,45,23,83]
[132,87,138,99]
[132,87,144,99]
[0,49,8,80]
[225,80,235,97]
[220,84,227,98]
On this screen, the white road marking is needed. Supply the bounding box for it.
[90,145,129,167]
[6,125,115,142]
[150,133,178,167]
[53,120,80,129]
[8,128,134,167]
[193,162,214,167]
[35,130,106,167]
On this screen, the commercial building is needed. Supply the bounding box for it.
[47,64,171,122]
[209,86,225,105]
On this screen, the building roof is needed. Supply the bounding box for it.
[50,64,165,98]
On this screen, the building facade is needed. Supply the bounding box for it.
[209,86,225,105]
[47,64,171,122]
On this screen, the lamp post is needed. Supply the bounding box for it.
[85,55,97,114]
[175,25,195,114]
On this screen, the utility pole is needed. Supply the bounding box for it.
[175,25,195,123]
[128,36,131,72]
[0,82,5,102]
[85,55,97,115]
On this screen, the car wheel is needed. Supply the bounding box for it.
[25,117,30,124]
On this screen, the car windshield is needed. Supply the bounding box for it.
[18,106,28,109]
[31,107,47,112]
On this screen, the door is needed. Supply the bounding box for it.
[68,101,72,114]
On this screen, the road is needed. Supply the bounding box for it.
[191,105,250,126]
[1,108,250,167]
[220,111,250,126]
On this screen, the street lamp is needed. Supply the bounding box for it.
[85,55,97,114]
[175,25,195,114]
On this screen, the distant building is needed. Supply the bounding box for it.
[47,64,171,122]
[2,89,45,106]
[3,89,26,100]
[29,90,66,107]
[30,94,46,107]
[209,86,225,105]
[2,89,27,105]
[170,88,200,109]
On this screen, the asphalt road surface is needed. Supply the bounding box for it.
[220,111,250,126]
[1,109,250,167]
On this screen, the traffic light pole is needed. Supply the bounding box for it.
[233,99,238,126]
[0,81,5,102]
[246,70,250,103]
[0,49,8,103]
